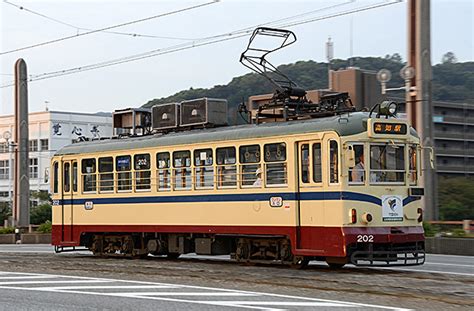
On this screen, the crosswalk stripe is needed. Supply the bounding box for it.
[36,285,178,290]
[204,301,356,307]
[0,280,111,285]
[0,276,60,280]
[115,292,258,296]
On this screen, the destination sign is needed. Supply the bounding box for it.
[373,122,407,135]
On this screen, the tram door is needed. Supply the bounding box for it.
[61,160,78,242]
[296,140,323,250]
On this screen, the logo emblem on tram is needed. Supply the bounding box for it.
[381,195,403,222]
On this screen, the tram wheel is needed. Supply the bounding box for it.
[167,252,181,259]
[290,256,309,269]
[327,262,345,269]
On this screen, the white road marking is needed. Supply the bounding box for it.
[0,271,411,311]
[0,275,61,280]
[424,262,474,268]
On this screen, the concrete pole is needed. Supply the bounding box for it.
[407,0,438,220]
[14,59,30,228]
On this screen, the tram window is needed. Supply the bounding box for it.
[370,144,405,184]
[72,162,78,192]
[409,145,418,185]
[301,144,309,183]
[349,144,365,185]
[134,154,151,190]
[239,145,260,187]
[116,155,132,191]
[264,143,287,186]
[173,151,191,190]
[157,152,171,191]
[313,143,322,183]
[99,157,114,192]
[194,149,213,189]
[63,162,70,192]
[216,147,236,188]
[82,158,96,192]
[329,141,339,184]
[53,162,58,193]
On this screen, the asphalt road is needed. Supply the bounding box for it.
[0,244,472,311]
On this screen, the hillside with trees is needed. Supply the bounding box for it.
[142,53,473,114]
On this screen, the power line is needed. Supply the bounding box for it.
[1,0,402,88]
[2,0,197,41]
[0,0,219,55]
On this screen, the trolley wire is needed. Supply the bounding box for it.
[2,0,197,41]
[0,0,219,55]
[0,0,402,88]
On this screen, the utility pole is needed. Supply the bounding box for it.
[14,59,30,228]
[326,37,334,90]
[407,0,438,220]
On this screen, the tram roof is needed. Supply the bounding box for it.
[55,112,416,156]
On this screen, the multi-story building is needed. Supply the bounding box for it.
[0,110,112,206]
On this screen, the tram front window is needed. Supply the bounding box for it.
[369,144,405,184]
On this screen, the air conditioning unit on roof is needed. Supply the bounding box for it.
[180,98,228,127]
[152,103,180,130]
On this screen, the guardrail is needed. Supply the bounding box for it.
[427,220,473,234]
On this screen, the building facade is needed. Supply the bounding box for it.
[0,110,112,206]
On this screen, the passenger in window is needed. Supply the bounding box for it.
[253,168,262,187]
[351,153,365,183]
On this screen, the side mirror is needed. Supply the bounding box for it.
[344,146,356,168]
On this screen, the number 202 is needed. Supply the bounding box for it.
[357,234,374,243]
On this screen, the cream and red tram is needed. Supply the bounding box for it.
[51,110,425,267]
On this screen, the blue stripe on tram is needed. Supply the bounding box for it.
[59,191,420,207]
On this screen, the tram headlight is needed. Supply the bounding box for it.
[350,209,357,224]
[379,101,398,116]
[361,212,373,224]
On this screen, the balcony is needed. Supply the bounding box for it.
[436,149,474,157]
[435,131,474,141]
[437,165,474,174]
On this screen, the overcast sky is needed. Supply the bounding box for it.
[0,0,472,115]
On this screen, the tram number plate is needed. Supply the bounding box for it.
[357,234,374,243]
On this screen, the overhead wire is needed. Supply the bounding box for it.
[2,0,197,41]
[0,0,219,55]
[0,0,402,88]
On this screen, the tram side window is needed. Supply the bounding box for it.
[194,149,213,189]
[409,145,417,185]
[349,144,365,184]
[116,155,132,191]
[312,143,322,183]
[264,143,287,186]
[63,162,70,192]
[134,154,151,190]
[157,152,171,191]
[82,158,96,192]
[99,157,114,192]
[216,147,236,188]
[72,162,78,192]
[329,141,339,184]
[301,144,309,183]
[239,144,260,187]
[173,151,191,190]
[53,162,59,193]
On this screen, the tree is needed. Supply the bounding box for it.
[438,177,474,220]
[0,201,11,225]
[30,191,52,225]
[441,52,457,64]
[390,53,403,64]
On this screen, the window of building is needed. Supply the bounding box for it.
[301,144,309,183]
[239,144,260,187]
[157,152,171,191]
[216,147,236,188]
[264,143,287,185]
[348,144,365,185]
[0,191,8,198]
[134,154,151,190]
[116,155,131,191]
[63,162,70,192]
[329,141,339,184]
[313,143,322,183]
[29,140,38,152]
[53,162,59,193]
[0,160,8,180]
[369,144,405,184]
[0,143,7,153]
[82,158,96,192]
[173,151,191,190]
[40,139,49,151]
[29,158,38,179]
[194,149,213,189]
[99,157,114,192]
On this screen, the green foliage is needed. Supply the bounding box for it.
[142,55,473,123]
[438,177,474,221]
[0,226,14,234]
[30,203,52,225]
[423,222,435,237]
[0,201,11,225]
[450,228,466,237]
[37,221,52,234]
